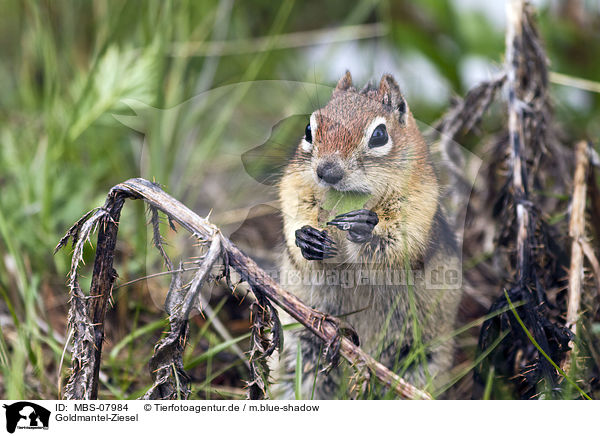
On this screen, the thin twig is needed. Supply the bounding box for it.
[506,0,530,285]
[150,206,174,271]
[580,239,600,297]
[566,141,590,334]
[170,23,387,57]
[549,71,600,94]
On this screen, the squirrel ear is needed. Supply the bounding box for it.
[334,70,353,93]
[379,74,407,125]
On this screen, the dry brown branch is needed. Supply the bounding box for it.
[144,236,223,400]
[142,267,190,400]
[561,141,590,372]
[433,74,506,153]
[57,178,432,400]
[587,161,600,257]
[55,200,124,399]
[476,0,577,399]
[506,0,531,284]
[430,74,506,215]
[580,239,600,297]
[566,141,590,335]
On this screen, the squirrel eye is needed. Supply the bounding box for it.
[368,124,388,148]
[304,123,312,144]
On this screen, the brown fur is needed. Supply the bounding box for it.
[274,72,462,399]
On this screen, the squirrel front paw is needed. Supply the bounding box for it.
[295,225,337,260]
[327,209,379,243]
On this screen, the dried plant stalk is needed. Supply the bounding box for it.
[506,0,531,284]
[476,0,577,399]
[561,141,591,373]
[566,141,590,335]
[56,198,124,399]
[57,178,431,400]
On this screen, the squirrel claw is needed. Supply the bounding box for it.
[327,209,378,243]
[295,225,337,260]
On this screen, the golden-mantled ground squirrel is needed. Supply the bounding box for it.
[275,71,462,399]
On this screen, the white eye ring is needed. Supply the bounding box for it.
[301,138,312,153]
[301,112,319,153]
[364,116,393,156]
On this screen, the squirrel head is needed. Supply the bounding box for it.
[295,71,433,198]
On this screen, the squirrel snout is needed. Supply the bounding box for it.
[316,161,344,185]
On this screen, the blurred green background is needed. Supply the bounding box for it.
[0,0,598,399]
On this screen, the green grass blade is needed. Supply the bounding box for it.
[109,318,168,361]
[504,289,592,400]
[294,340,302,400]
[184,332,251,370]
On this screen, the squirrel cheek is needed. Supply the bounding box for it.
[366,140,393,157]
[301,139,313,153]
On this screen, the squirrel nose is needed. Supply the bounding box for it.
[317,161,344,185]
